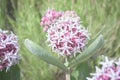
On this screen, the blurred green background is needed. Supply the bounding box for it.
[0,0,120,80]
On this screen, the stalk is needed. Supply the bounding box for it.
[65,57,71,80]
[66,73,70,80]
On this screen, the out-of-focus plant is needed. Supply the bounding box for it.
[24,9,104,80]
[87,56,120,80]
[0,29,20,80]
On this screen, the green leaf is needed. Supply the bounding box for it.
[71,70,79,80]
[76,61,94,80]
[88,25,105,45]
[92,25,105,40]
[24,39,67,71]
[70,35,104,68]
[0,65,20,80]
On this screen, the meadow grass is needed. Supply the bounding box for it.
[0,0,120,80]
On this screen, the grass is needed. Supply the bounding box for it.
[0,0,120,80]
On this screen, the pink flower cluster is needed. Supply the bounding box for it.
[0,29,19,71]
[87,56,120,80]
[40,9,90,56]
[40,9,63,32]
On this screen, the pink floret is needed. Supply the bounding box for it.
[40,9,63,32]
[0,29,20,71]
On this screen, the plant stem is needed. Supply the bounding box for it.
[66,73,70,80]
[65,57,71,80]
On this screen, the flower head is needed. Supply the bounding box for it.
[0,29,20,71]
[45,10,90,56]
[40,9,63,32]
[87,56,120,80]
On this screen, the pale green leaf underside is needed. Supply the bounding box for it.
[24,39,67,71]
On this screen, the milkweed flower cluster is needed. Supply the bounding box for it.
[0,29,20,71]
[40,9,63,32]
[87,56,120,80]
[40,9,90,56]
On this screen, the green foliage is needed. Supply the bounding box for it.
[24,39,67,71]
[0,0,7,28]
[71,62,93,80]
[0,65,20,80]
